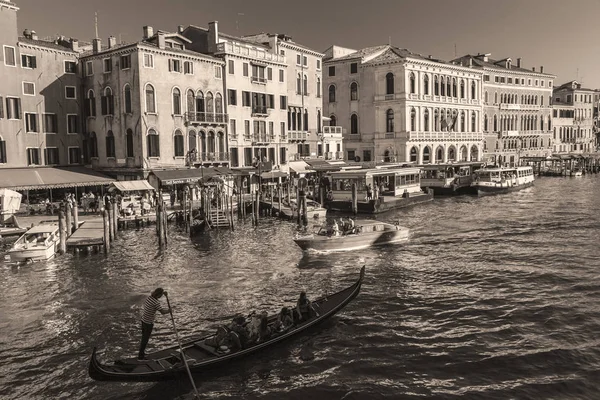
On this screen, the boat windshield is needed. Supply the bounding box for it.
[24,232,50,244]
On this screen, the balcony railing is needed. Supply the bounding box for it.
[251,106,268,116]
[251,76,267,84]
[186,152,229,165]
[185,112,228,124]
[324,152,344,160]
[322,126,344,136]
[407,131,484,141]
[252,134,272,144]
[215,42,286,63]
[288,131,308,141]
[499,103,540,110]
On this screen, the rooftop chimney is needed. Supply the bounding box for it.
[70,38,79,52]
[143,26,154,40]
[517,57,521,68]
[23,29,31,39]
[532,67,535,72]
[540,66,544,74]
[208,21,219,53]
[469,58,473,67]
[157,32,166,49]
[93,38,102,53]
[31,30,38,40]
[178,25,184,34]
[108,35,117,48]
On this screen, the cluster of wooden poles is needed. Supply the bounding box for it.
[101,200,120,253]
[57,202,80,254]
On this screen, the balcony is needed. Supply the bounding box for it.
[215,42,286,63]
[499,103,540,110]
[406,131,484,141]
[288,131,308,141]
[251,76,267,84]
[188,152,230,165]
[251,134,272,145]
[185,112,228,125]
[251,106,269,117]
[322,126,344,137]
[324,151,345,161]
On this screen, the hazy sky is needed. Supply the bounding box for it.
[14,0,600,88]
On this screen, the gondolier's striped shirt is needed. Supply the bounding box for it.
[141,296,164,324]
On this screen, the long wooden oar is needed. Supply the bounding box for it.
[165,293,200,399]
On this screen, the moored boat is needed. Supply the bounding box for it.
[419,162,484,196]
[290,199,328,220]
[572,168,583,177]
[88,266,365,382]
[293,220,409,252]
[5,222,60,263]
[472,166,534,196]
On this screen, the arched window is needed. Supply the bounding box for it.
[447,78,452,97]
[410,146,418,162]
[423,109,429,132]
[328,85,336,102]
[494,92,498,104]
[448,146,456,161]
[304,109,308,131]
[187,89,195,115]
[484,114,488,131]
[386,73,394,95]
[434,75,439,96]
[174,129,184,157]
[423,146,431,163]
[147,128,160,157]
[436,147,443,162]
[317,110,321,133]
[423,75,429,95]
[172,88,181,115]
[126,129,134,158]
[460,111,465,132]
[296,74,302,94]
[86,89,96,117]
[540,117,544,131]
[90,132,98,158]
[493,115,498,131]
[434,109,440,131]
[205,92,214,113]
[440,76,446,96]
[207,131,216,154]
[460,79,465,99]
[350,82,358,101]
[410,108,416,131]
[471,81,476,99]
[124,84,132,114]
[105,130,115,158]
[303,74,308,95]
[471,111,476,132]
[145,84,156,113]
[386,109,394,133]
[330,115,337,126]
[102,86,114,115]
[484,91,488,103]
[350,114,358,134]
[215,93,223,114]
[317,77,321,98]
[188,130,197,152]
[409,73,416,94]
[196,91,205,113]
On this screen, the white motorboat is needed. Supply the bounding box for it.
[472,166,535,196]
[5,223,60,263]
[291,199,328,220]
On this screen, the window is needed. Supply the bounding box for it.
[252,65,266,83]
[386,109,394,133]
[145,84,156,113]
[280,95,287,109]
[27,148,40,165]
[172,88,182,115]
[143,53,154,68]
[85,89,96,117]
[424,109,429,132]
[266,94,275,109]
[126,129,134,158]
[214,65,222,78]
[296,73,301,94]
[296,54,301,65]
[64,61,77,74]
[22,82,35,96]
[328,66,335,76]
[350,114,358,133]
[269,121,274,137]
[279,69,284,82]
[483,74,490,82]
[65,86,76,99]
[174,130,184,157]
[45,148,59,165]
[471,81,476,99]
[68,147,80,164]
[105,130,115,158]
[67,114,78,134]
[328,85,336,103]
[21,54,37,69]
[89,132,98,158]
[3,46,16,66]
[471,112,476,132]
[303,75,308,94]
[228,89,237,106]
[184,61,194,74]
[43,113,58,133]
[386,73,394,95]
[0,138,5,164]
[410,108,416,131]
[25,113,38,132]
[317,60,321,69]
[124,85,132,113]
[230,120,236,137]
[242,91,251,107]
[85,60,93,76]
[5,97,21,119]
[244,120,250,137]
[345,82,357,102]
[350,63,358,74]
[169,59,182,72]
[409,73,416,94]
[215,93,223,114]
[117,55,131,71]
[103,58,112,73]
[147,129,160,157]
[101,87,114,115]
[267,67,272,81]
[303,56,307,66]
[243,63,249,77]
[460,80,465,98]
[423,75,429,95]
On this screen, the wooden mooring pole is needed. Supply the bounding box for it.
[103,209,110,254]
[351,183,358,215]
[65,203,73,237]
[157,202,163,247]
[58,210,67,255]
[73,202,79,232]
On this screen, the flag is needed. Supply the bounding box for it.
[449,113,459,130]
[441,118,448,131]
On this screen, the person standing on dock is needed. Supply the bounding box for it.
[138,287,171,360]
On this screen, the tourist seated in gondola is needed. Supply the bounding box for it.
[274,307,294,333]
[258,312,272,342]
[296,291,317,322]
[331,220,340,237]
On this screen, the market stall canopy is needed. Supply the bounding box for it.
[288,161,315,174]
[260,171,288,179]
[0,188,22,215]
[148,167,234,186]
[305,159,343,172]
[0,166,114,190]
[109,180,154,192]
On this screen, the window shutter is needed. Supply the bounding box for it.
[32,56,37,69]
[84,99,90,117]
[0,96,4,119]
[17,98,22,119]
[21,54,26,66]
[101,96,107,115]
[168,59,173,71]
[109,95,114,114]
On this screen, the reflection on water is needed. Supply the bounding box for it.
[1,176,600,399]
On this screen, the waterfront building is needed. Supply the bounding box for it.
[0,0,82,168]
[454,54,555,166]
[594,90,600,149]
[323,45,484,164]
[79,26,226,180]
[551,81,595,154]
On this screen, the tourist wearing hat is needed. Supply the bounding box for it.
[138,287,171,360]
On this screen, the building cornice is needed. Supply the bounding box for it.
[482,66,556,79]
[81,43,224,65]
[279,41,324,58]
[0,0,18,11]
[18,41,76,57]
[405,58,485,76]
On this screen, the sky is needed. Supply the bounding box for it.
[13,0,600,88]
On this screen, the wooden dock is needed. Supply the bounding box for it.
[66,218,104,250]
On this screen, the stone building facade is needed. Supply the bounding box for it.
[454,54,555,166]
[551,81,595,153]
[324,45,484,164]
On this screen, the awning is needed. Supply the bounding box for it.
[148,168,221,185]
[260,171,288,179]
[0,166,114,190]
[109,180,154,192]
[305,159,343,172]
[288,161,315,174]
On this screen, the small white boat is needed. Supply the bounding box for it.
[472,166,534,196]
[291,199,328,220]
[5,223,60,263]
[293,220,409,252]
[572,169,583,177]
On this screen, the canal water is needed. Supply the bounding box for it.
[1,176,600,400]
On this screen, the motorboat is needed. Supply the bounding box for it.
[5,222,60,263]
[291,199,327,220]
[293,220,409,252]
[572,168,583,177]
[471,166,534,196]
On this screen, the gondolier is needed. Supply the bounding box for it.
[138,288,171,360]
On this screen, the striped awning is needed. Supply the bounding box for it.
[0,166,114,190]
[109,180,154,192]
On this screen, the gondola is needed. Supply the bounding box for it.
[88,266,365,382]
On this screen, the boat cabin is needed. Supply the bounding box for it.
[326,166,423,201]
[420,162,483,184]
[475,166,534,183]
